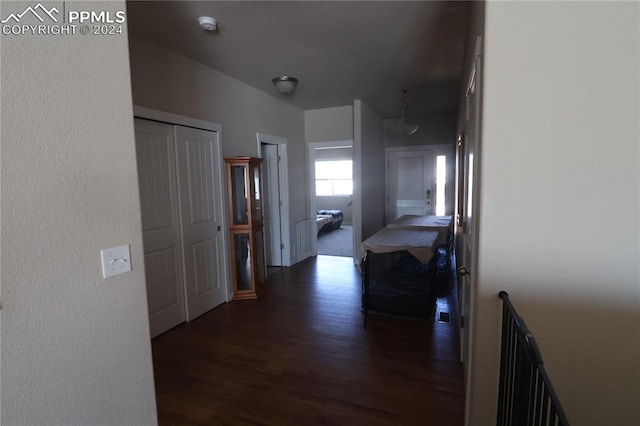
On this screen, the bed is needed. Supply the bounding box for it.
[316,209,344,233]
[316,214,334,233]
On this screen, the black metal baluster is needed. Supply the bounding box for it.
[497,292,569,426]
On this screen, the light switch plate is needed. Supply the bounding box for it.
[100,244,132,279]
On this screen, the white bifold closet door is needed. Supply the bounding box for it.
[173,125,226,320]
[134,118,227,338]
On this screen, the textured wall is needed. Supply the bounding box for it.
[1,1,157,424]
[128,37,307,261]
[469,2,640,425]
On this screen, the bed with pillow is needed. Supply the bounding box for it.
[316,209,344,233]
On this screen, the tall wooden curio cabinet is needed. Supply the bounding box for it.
[225,157,267,300]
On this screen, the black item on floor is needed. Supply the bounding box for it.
[393,251,433,273]
[393,248,451,289]
[368,270,435,319]
[435,247,452,289]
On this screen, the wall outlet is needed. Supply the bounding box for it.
[100,244,132,279]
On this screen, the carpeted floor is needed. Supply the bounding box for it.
[317,225,353,257]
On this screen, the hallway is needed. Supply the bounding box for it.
[151,255,464,425]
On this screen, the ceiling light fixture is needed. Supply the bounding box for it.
[198,16,217,32]
[272,76,299,95]
[397,88,419,136]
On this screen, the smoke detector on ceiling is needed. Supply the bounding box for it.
[198,16,217,32]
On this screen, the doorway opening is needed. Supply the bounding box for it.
[257,132,292,267]
[385,145,455,224]
[308,141,354,258]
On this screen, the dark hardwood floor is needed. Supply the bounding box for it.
[151,255,465,425]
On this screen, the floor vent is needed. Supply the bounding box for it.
[438,312,451,323]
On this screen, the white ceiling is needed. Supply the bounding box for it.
[126,1,471,119]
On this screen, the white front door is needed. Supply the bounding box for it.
[261,143,283,266]
[134,118,185,337]
[387,150,434,222]
[174,126,227,320]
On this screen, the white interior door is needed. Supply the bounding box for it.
[458,38,482,415]
[261,143,283,266]
[388,150,434,222]
[134,118,185,338]
[174,126,227,320]
[459,119,475,372]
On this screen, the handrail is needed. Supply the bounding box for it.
[499,291,545,364]
[497,291,570,426]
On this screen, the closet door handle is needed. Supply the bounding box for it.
[217,226,221,231]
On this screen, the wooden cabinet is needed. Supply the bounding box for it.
[225,157,267,300]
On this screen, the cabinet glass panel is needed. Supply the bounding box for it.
[230,166,248,225]
[255,231,266,284]
[233,233,252,291]
[252,165,262,221]
[226,158,265,300]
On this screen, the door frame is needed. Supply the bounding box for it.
[385,144,455,224]
[456,35,483,426]
[133,106,232,303]
[307,140,354,258]
[260,143,283,267]
[256,132,292,267]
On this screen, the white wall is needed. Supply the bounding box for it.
[353,100,385,255]
[128,37,307,262]
[305,105,354,143]
[469,2,640,425]
[0,1,157,423]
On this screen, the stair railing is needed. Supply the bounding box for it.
[497,291,569,426]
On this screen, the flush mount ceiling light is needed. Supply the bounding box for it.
[272,76,299,95]
[198,16,217,31]
[396,88,419,136]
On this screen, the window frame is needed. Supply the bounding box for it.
[314,159,353,197]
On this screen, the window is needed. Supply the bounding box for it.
[315,160,353,196]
